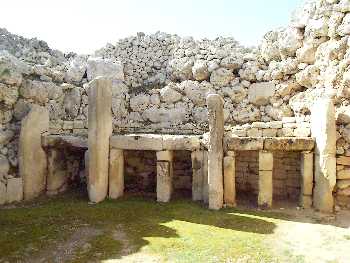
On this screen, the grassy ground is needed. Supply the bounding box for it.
[0,191,349,263]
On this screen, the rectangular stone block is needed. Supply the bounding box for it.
[337,156,350,165]
[6,177,23,203]
[109,149,124,199]
[299,195,312,209]
[337,169,350,179]
[259,151,273,171]
[163,135,200,151]
[224,154,236,207]
[225,137,264,151]
[258,170,273,208]
[202,151,209,204]
[264,137,315,151]
[110,134,163,151]
[301,152,313,196]
[156,151,173,202]
[0,181,6,205]
[191,150,204,201]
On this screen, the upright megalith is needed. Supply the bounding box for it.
[206,94,224,210]
[47,149,68,196]
[109,149,124,199]
[156,150,174,202]
[258,151,273,208]
[224,151,236,207]
[88,77,113,203]
[311,99,336,213]
[191,150,204,201]
[19,105,49,200]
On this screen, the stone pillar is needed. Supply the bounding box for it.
[6,177,23,203]
[156,150,174,202]
[202,150,209,204]
[109,149,124,199]
[206,94,224,210]
[300,151,313,208]
[19,105,49,200]
[224,151,236,207]
[258,151,273,208]
[88,77,113,203]
[0,180,7,205]
[47,149,68,196]
[311,99,336,213]
[191,150,204,201]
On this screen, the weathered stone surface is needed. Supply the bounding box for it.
[337,169,350,180]
[224,152,236,207]
[0,155,10,177]
[162,135,200,151]
[64,87,81,118]
[202,151,209,204]
[258,170,273,208]
[210,68,234,86]
[65,55,87,83]
[299,195,312,209]
[337,180,350,190]
[47,149,68,196]
[191,150,204,201]
[192,60,209,81]
[156,150,174,202]
[87,57,124,81]
[87,77,113,203]
[248,82,275,106]
[301,152,314,196]
[225,137,264,151]
[6,177,23,203]
[110,134,163,151]
[207,94,224,210]
[42,134,88,149]
[109,149,124,199]
[259,151,273,171]
[311,99,336,212]
[19,105,49,200]
[0,50,29,86]
[160,84,182,103]
[0,181,6,205]
[264,138,315,151]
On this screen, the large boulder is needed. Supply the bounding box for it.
[192,60,209,81]
[160,83,183,103]
[87,57,124,81]
[63,86,81,118]
[278,27,303,58]
[20,80,63,105]
[19,105,49,200]
[168,57,194,81]
[65,55,88,83]
[180,81,213,106]
[248,82,275,106]
[210,68,234,86]
[0,83,19,106]
[130,94,151,112]
[0,51,30,86]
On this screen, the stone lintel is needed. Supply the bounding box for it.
[42,134,88,150]
[263,137,315,151]
[225,137,264,151]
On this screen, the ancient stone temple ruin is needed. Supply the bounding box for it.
[1,0,350,213]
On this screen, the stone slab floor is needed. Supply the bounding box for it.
[0,191,350,263]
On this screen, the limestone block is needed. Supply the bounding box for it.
[264,138,315,151]
[224,153,236,207]
[294,127,311,137]
[88,77,113,203]
[84,150,89,179]
[248,82,276,106]
[311,99,336,212]
[47,149,68,196]
[337,169,350,179]
[156,150,174,203]
[19,105,49,200]
[262,128,277,137]
[191,150,204,201]
[109,149,124,199]
[225,137,264,151]
[0,181,6,205]
[110,134,163,151]
[301,152,313,196]
[258,170,273,208]
[0,155,10,177]
[259,151,273,171]
[247,128,262,137]
[6,177,23,203]
[299,195,312,209]
[163,135,200,151]
[207,94,224,210]
[336,156,350,165]
[87,57,124,81]
[337,180,350,190]
[202,151,209,204]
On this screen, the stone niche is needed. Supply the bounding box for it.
[272,151,301,203]
[123,150,193,198]
[235,151,259,205]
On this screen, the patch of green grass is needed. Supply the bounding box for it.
[0,191,291,262]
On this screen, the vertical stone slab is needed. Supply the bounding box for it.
[47,149,68,196]
[0,181,6,205]
[191,150,203,201]
[311,99,336,212]
[202,150,209,204]
[206,94,224,210]
[156,150,174,203]
[19,105,49,200]
[300,151,313,208]
[224,151,236,207]
[109,149,124,199]
[6,177,23,203]
[88,77,113,203]
[258,151,273,208]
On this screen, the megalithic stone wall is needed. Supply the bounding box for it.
[87,77,113,203]
[311,99,337,213]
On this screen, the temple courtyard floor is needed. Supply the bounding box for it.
[1,191,350,263]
